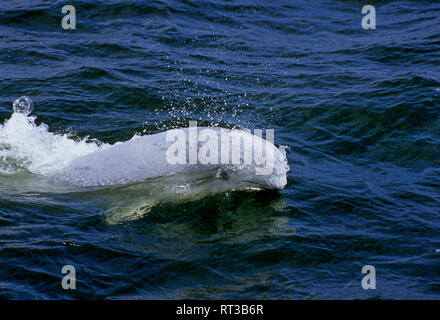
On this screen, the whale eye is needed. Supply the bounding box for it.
[216,168,228,180]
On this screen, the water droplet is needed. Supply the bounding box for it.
[12,96,34,116]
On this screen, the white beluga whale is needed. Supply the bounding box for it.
[57,124,289,191]
[1,97,289,223]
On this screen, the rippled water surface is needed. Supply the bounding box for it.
[0,0,439,299]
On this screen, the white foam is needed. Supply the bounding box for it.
[0,112,103,175]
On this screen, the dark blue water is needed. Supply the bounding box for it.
[0,0,439,299]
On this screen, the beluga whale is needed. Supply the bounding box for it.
[1,97,289,222]
[58,122,289,190]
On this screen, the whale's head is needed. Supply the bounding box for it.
[220,141,289,191]
[231,129,288,190]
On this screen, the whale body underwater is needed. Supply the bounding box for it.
[55,127,289,191]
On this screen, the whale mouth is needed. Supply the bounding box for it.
[240,180,280,191]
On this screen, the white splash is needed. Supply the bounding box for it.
[0,112,103,175]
